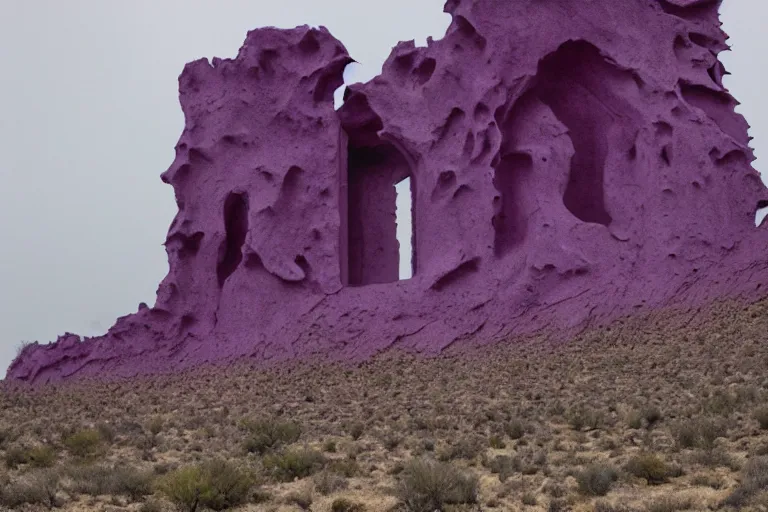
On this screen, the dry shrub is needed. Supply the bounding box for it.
[488,434,506,449]
[754,407,768,430]
[625,453,668,485]
[647,495,695,512]
[331,497,366,512]
[485,454,517,482]
[286,484,313,510]
[241,417,301,454]
[690,474,724,489]
[396,458,478,512]
[0,468,62,509]
[577,464,618,496]
[566,405,603,431]
[723,456,768,508]
[263,447,326,482]
[157,459,254,512]
[504,419,525,440]
[347,422,365,440]
[671,417,726,449]
[627,410,643,429]
[314,470,348,495]
[437,435,484,461]
[66,463,154,501]
[4,445,30,469]
[327,457,361,478]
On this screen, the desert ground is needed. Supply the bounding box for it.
[2,298,768,512]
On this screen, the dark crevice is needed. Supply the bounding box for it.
[217,192,249,287]
[414,58,437,85]
[680,82,745,142]
[168,232,205,260]
[295,255,312,281]
[432,170,457,200]
[536,40,635,227]
[661,145,672,166]
[658,0,720,21]
[298,31,321,55]
[452,16,487,50]
[492,152,533,256]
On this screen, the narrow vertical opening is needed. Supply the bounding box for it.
[339,92,416,287]
[395,177,414,280]
[345,143,413,286]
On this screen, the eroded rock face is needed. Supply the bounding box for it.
[8,0,768,383]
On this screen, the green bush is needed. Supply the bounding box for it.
[576,464,618,496]
[157,465,205,512]
[158,459,254,512]
[241,417,301,454]
[27,445,57,468]
[63,428,103,458]
[625,453,668,484]
[263,448,326,482]
[396,458,478,512]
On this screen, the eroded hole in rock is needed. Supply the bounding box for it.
[344,137,415,286]
[339,91,417,286]
[492,153,533,256]
[217,192,249,287]
[395,177,415,280]
[756,200,768,227]
[535,40,636,227]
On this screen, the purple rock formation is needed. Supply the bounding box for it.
[8,0,768,383]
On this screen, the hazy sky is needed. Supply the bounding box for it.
[0,2,764,377]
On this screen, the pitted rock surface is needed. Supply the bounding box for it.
[8,1,768,383]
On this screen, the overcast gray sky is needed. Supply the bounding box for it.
[0,2,763,377]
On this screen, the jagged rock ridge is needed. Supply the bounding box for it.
[8,0,768,383]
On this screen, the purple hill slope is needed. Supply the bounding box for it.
[8,0,768,384]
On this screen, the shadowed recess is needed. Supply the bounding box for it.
[492,152,533,256]
[536,40,640,227]
[217,192,249,287]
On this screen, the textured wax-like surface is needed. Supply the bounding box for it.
[8,0,768,383]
